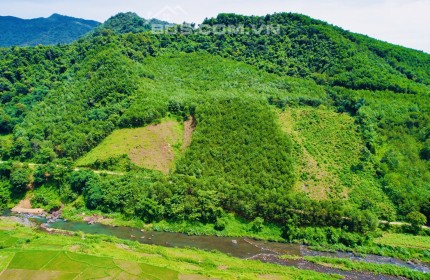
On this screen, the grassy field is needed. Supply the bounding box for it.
[0,218,336,280]
[76,118,188,174]
[304,256,428,280]
[375,233,430,250]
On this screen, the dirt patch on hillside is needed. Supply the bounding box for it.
[11,198,45,215]
[79,118,196,175]
[129,120,181,175]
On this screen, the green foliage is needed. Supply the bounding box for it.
[214,217,227,231]
[0,161,12,178]
[31,185,62,211]
[282,225,373,247]
[83,170,164,218]
[0,11,430,240]
[95,12,171,35]
[0,180,11,209]
[175,97,295,218]
[306,256,429,280]
[135,198,164,223]
[251,217,265,233]
[160,13,430,94]
[406,212,427,234]
[9,167,30,194]
[69,170,96,195]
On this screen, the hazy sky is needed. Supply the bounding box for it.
[1,0,429,53]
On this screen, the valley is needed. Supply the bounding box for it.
[0,10,430,279]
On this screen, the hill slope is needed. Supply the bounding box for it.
[0,12,429,234]
[0,14,100,47]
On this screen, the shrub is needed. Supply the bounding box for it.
[251,217,265,233]
[214,217,227,231]
[406,211,427,234]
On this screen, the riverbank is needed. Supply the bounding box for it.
[0,216,423,280]
[0,217,334,280]
[3,212,430,279]
[61,206,286,242]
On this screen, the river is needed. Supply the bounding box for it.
[3,212,430,280]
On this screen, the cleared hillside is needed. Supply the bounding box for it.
[77,118,193,174]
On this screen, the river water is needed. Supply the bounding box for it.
[3,212,430,279]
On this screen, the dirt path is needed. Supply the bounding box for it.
[380,220,429,229]
[73,167,124,176]
[182,116,196,151]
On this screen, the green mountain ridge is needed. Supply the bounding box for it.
[0,13,100,47]
[0,12,429,241]
[94,12,173,35]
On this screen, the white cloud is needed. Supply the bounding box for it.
[0,0,429,53]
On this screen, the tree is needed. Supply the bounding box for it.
[135,198,164,222]
[0,181,11,209]
[420,144,430,161]
[406,211,427,234]
[69,170,96,194]
[0,162,12,179]
[9,168,31,194]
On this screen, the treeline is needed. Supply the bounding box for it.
[0,159,380,238]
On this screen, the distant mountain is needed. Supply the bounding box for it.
[0,13,100,47]
[96,12,173,34]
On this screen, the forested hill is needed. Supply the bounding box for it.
[95,12,172,34]
[0,12,430,238]
[194,13,430,94]
[0,14,100,47]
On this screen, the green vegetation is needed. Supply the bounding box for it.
[310,241,430,263]
[95,12,172,35]
[375,233,430,250]
[173,13,430,94]
[278,107,394,220]
[0,218,335,279]
[305,256,428,280]
[0,11,430,272]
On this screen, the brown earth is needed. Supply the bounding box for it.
[128,118,196,175]
[128,120,180,175]
[182,116,196,151]
[11,198,45,215]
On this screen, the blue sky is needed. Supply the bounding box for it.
[1,0,429,53]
